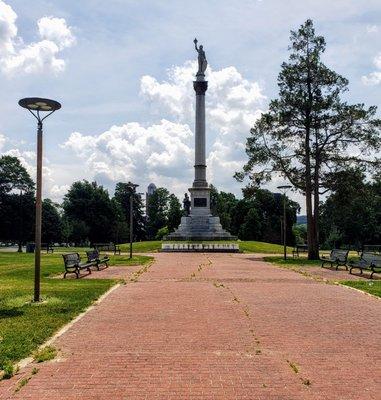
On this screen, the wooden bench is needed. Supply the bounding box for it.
[62,253,95,279]
[292,244,308,258]
[86,249,110,270]
[320,249,349,270]
[93,243,121,255]
[349,252,381,279]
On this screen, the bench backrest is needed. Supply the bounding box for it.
[86,249,99,261]
[62,253,80,266]
[330,249,349,262]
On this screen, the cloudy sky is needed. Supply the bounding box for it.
[0,0,380,212]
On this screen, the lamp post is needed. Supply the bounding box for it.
[18,97,61,302]
[277,185,292,261]
[126,183,139,259]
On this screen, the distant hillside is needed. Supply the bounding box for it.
[297,215,307,224]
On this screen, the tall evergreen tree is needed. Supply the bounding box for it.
[236,19,381,259]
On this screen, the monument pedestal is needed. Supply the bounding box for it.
[167,215,235,240]
[167,185,235,240]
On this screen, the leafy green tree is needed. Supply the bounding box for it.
[61,216,73,245]
[167,194,182,233]
[0,156,35,250]
[41,199,62,245]
[146,187,170,239]
[236,19,381,258]
[0,155,34,195]
[155,226,169,240]
[113,182,146,242]
[320,168,381,247]
[293,224,307,245]
[0,192,34,249]
[238,208,263,240]
[63,181,116,244]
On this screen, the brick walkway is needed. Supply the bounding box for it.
[0,254,380,399]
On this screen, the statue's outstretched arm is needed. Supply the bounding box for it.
[194,38,199,52]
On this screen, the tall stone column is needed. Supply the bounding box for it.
[193,79,208,188]
[189,77,211,216]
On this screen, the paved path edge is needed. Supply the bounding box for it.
[15,282,122,371]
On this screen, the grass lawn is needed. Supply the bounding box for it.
[0,251,152,375]
[341,281,381,298]
[263,256,321,267]
[119,240,292,254]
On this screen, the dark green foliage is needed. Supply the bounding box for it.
[320,169,381,248]
[293,224,307,245]
[42,199,62,244]
[113,182,146,242]
[236,19,381,259]
[155,226,169,240]
[62,181,117,245]
[0,156,35,248]
[146,188,170,239]
[167,194,182,232]
[212,186,298,244]
[0,155,34,195]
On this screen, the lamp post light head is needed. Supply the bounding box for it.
[126,183,139,193]
[277,185,292,194]
[19,97,61,124]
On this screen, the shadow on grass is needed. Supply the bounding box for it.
[0,309,24,318]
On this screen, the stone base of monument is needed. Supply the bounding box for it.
[166,215,237,241]
[161,243,239,253]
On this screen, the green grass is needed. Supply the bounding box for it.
[238,241,293,254]
[33,346,57,363]
[0,251,151,375]
[341,281,381,298]
[263,256,321,267]
[119,240,292,254]
[120,241,163,253]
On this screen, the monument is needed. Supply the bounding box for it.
[167,39,235,240]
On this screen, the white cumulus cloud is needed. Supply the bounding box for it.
[0,133,6,150]
[361,52,381,86]
[62,61,266,197]
[0,1,75,75]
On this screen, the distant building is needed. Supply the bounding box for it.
[147,183,157,196]
[145,183,157,218]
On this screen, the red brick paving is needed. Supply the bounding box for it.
[0,253,380,399]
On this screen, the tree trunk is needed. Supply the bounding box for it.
[312,163,321,257]
[305,186,316,259]
[305,41,319,260]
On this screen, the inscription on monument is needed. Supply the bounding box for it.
[194,198,207,207]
